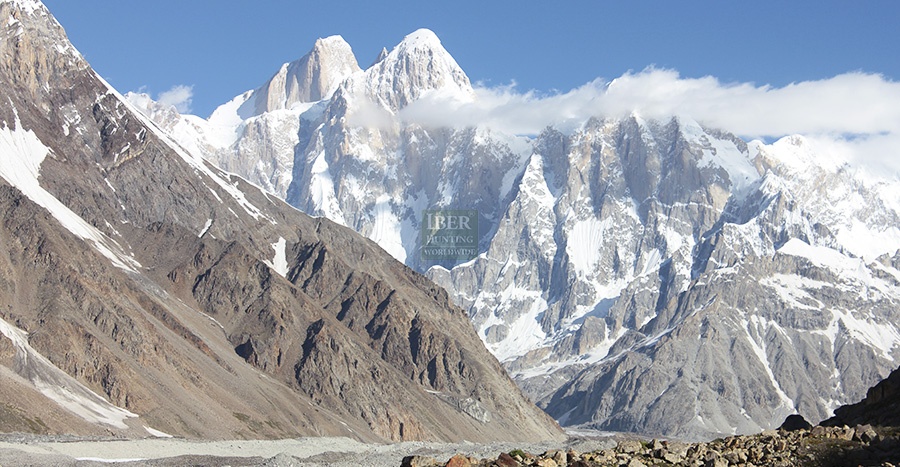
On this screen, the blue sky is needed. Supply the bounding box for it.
[42,1,899,119]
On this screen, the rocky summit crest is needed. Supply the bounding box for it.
[246,34,361,116]
[361,27,475,111]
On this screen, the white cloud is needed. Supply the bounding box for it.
[346,96,396,131]
[157,84,193,114]
[395,68,900,175]
[802,131,900,179]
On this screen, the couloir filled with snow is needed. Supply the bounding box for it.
[126,25,900,439]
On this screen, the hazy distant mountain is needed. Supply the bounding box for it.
[0,0,564,442]
[135,22,900,440]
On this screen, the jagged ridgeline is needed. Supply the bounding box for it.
[0,0,564,442]
[133,5,900,440]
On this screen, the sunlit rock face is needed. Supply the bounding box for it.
[135,20,900,440]
[0,1,564,443]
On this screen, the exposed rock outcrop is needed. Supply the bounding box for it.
[823,365,900,429]
[0,0,563,443]
[129,5,900,441]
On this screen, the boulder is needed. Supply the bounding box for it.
[779,414,813,431]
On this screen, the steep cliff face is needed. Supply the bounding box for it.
[0,0,563,442]
[282,29,521,269]
[298,103,899,440]
[130,18,900,441]
[249,35,361,116]
[413,116,897,439]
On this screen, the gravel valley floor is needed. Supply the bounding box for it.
[0,433,617,466]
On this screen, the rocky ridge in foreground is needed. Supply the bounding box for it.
[823,361,900,430]
[409,366,900,466]
[406,425,900,467]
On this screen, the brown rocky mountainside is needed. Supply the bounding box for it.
[0,0,562,443]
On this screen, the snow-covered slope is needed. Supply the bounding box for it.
[355,28,474,111]
[0,315,140,430]
[126,35,361,198]
[522,121,900,438]
[133,27,900,440]
[0,0,564,442]
[281,29,518,266]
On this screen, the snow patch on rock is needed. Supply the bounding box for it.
[0,316,139,429]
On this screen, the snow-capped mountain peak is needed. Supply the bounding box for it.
[126,24,900,442]
[1,0,565,443]
[247,34,361,116]
[396,28,443,51]
[370,47,389,67]
[122,33,365,199]
[362,28,474,111]
[314,34,352,51]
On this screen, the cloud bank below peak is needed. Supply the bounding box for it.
[396,68,900,176]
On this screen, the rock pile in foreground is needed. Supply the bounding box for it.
[402,425,900,466]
